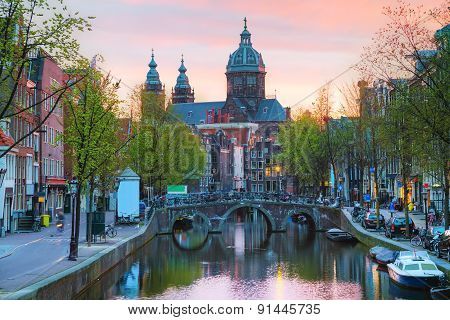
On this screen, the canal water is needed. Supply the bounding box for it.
[77,210,430,300]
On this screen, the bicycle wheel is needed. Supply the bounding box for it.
[107,228,117,238]
[410,236,421,247]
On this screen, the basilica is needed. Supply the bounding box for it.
[145,19,293,193]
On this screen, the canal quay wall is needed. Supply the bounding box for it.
[339,208,450,278]
[3,211,161,300]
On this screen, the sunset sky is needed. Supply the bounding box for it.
[70,0,443,113]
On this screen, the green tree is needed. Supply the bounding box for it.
[63,60,121,255]
[0,0,93,157]
[278,112,328,197]
[381,82,417,237]
[126,87,206,195]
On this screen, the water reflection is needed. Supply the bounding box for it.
[77,217,431,300]
[173,214,208,250]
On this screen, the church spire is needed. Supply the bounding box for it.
[172,54,195,104]
[240,17,251,46]
[145,49,163,95]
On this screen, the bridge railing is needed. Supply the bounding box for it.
[146,192,320,213]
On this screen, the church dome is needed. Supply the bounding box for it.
[226,18,265,73]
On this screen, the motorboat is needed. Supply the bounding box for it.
[387,257,446,289]
[325,228,355,242]
[375,249,399,267]
[430,286,450,300]
[369,246,387,259]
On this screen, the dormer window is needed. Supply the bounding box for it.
[263,107,268,113]
[187,111,192,118]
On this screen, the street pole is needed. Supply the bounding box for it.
[68,192,77,261]
[68,178,78,261]
[424,194,428,231]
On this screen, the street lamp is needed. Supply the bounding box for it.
[68,177,78,261]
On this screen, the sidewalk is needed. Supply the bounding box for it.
[342,207,450,275]
[0,212,142,295]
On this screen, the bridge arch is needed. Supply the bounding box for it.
[169,210,213,233]
[281,208,317,231]
[218,203,276,232]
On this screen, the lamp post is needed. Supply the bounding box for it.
[422,190,428,231]
[68,178,78,261]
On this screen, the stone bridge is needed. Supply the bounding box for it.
[151,200,342,233]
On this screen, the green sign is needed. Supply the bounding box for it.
[167,185,187,194]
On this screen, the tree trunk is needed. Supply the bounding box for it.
[444,161,449,229]
[403,176,410,238]
[374,164,380,229]
[87,176,95,247]
[74,188,82,258]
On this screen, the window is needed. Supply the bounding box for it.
[251,172,257,181]
[187,111,192,118]
[251,184,257,192]
[42,125,48,143]
[258,161,263,169]
[258,171,263,181]
[272,181,277,191]
[258,151,263,158]
[251,161,257,169]
[251,151,256,158]
[266,181,271,192]
[403,264,420,271]
[421,263,437,271]
[247,76,256,85]
[44,93,49,111]
[258,184,263,192]
[57,194,63,208]
[234,77,242,85]
[43,158,48,176]
[263,107,268,113]
[50,159,54,176]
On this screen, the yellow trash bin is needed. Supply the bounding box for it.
[41,214,50,227]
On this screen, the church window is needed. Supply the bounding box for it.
[247,76,256,85]
[234,53,243,64]
[247,53,255,63]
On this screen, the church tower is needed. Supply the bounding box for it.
[145,49,164,95]
[225,18,266,107]
[171,55,195,104]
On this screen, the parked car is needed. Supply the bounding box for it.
[422,226,445,250]
[385,216,415,239]
[362,211,385,229]
[436,230,450,262]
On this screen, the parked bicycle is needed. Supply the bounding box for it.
[410,228,426,247]
[32,218,41,232]
[104,224,117,238]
